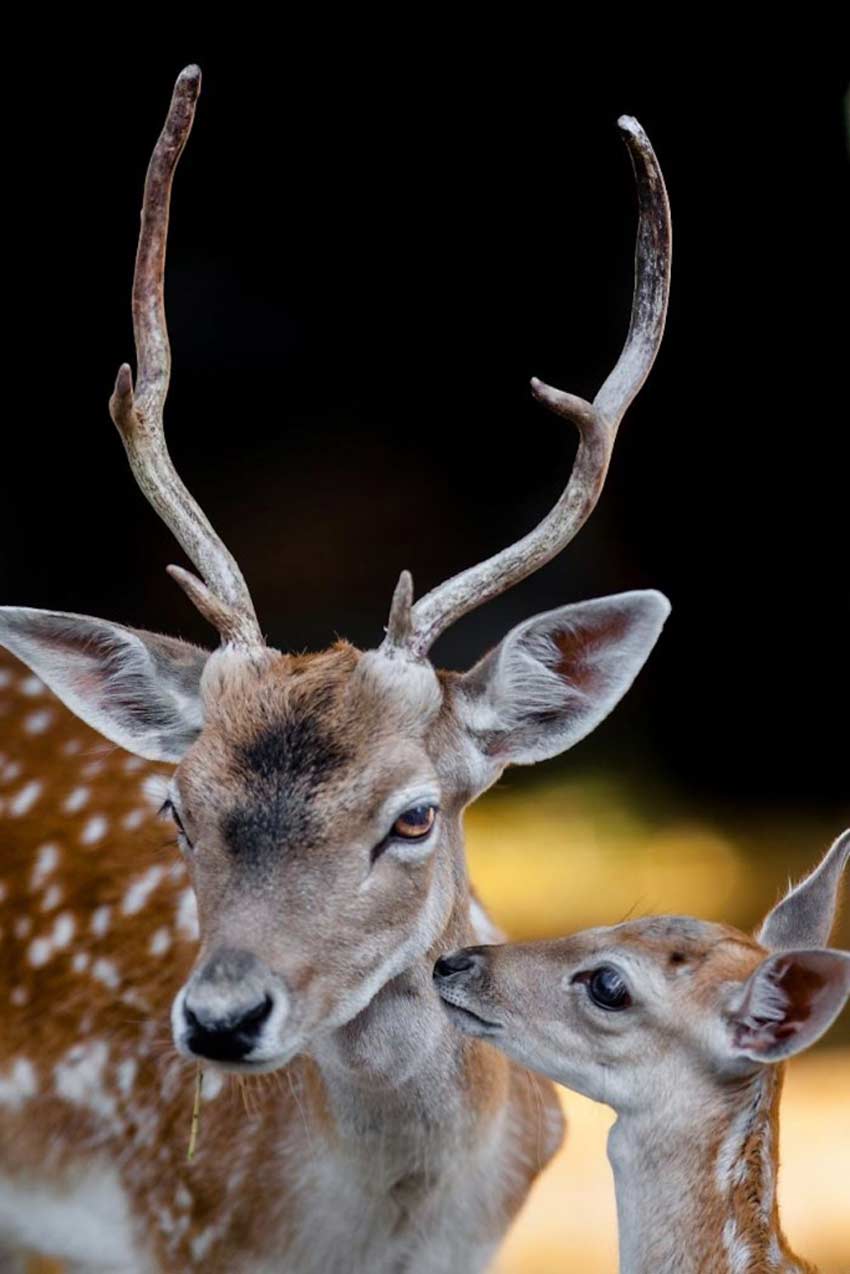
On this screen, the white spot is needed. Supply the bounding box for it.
[54,1039,118,1126]
[72,952,90,973]
[0,669,10,688]
[122,755,146,773]
[0,760,22,783]
[142,773,169,809]
[62,738,82,756]
[0,1057,37,1108]
[175,1183,192,1210]
[201,1069,224,1102]
[9,781,43,817]
[176,888,199,941]
[81,759,105,779]
[149,927,172,956]
[115,1058,137,1096]
[14,917,32,939]
[10,986,28,1006]
[40,883,64,912]
[80,815,108,845]
[28,937,53,967]
[122,865,165,916]
[62,786,90,814]
[31,842,60,889]
[24,709,54,735]
[122,808,147,831]
[21,675,45,696]
[51,912,75,949]
[191,1227,216,1261]
[92,958,121,990]
[90,905,112,937]
[121,988,150,1012]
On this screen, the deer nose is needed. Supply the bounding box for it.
[182,948,282,1063]
[434,949,486,981]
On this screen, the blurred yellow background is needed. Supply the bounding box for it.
[465,773,850,1273]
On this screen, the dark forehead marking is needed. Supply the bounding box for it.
[225,698,351,870]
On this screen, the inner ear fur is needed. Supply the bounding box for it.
[455,589,671,766]
[0,606,210,763]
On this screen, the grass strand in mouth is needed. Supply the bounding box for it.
[187,1066,204,1161]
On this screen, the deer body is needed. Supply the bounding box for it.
[1,66,673,1270]
[435,832,850,1274]
[0,652,561,1271]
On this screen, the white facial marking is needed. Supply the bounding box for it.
[90,905,112,937]
[9,780,43,816]
[80,815,108,845]
[0,1058,37,1109]
[201,1069,225,1101]
[62,786,90,813]
[31,842,60,889]
[24,708,54,735]
[149,926,172,956]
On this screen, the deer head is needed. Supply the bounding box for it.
[434,830,850,1105]
[0,67,672,1073]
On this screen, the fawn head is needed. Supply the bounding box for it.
[435,830,850,1109]
[0,69,673,1072]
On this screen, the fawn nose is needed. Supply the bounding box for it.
[434,949,486,981]
[182,948,283,1063]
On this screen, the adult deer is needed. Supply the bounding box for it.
[435,830,850,1274]
[0,67,671,1272]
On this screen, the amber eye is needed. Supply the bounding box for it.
[391,804,437,840]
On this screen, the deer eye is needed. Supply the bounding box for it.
[574,965,631,1011]
[391,804,437,840]
[159,799,194,850]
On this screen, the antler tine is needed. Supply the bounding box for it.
[109,66,264,649]
[381,116,671,660]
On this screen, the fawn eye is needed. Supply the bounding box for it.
[391,804,437,840]
[576,965,631,1011]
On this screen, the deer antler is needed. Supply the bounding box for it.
[381,115,671,661]
[109,66,264,649]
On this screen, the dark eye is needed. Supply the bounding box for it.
[580,966,631,1011]
[391,804,437,840]
[159,799,193,849]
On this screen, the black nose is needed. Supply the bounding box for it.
[434,949,485,981]
[184,994,273,1063]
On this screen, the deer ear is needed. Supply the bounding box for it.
[455,590,670,766]
[726,949,850,1064]
[0,607,209,763]
[757,830,850,951]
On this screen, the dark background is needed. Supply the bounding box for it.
[1,39,847,820]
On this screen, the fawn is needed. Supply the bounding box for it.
[0,66,671,1271]
[435,830,850,1274]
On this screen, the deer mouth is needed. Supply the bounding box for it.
[436,988,503,1036]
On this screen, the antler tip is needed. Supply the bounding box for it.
[177,64,202,91]
[113,363,134,397]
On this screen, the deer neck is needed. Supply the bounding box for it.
[607,1068,808,1274]
[306,849,503,1168]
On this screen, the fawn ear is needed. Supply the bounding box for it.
[0,607,209,763]
[726,948,850,1064]
[455,590,670,766]
[757,830,850,951]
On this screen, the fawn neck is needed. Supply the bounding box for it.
[607,1067,811,1274]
